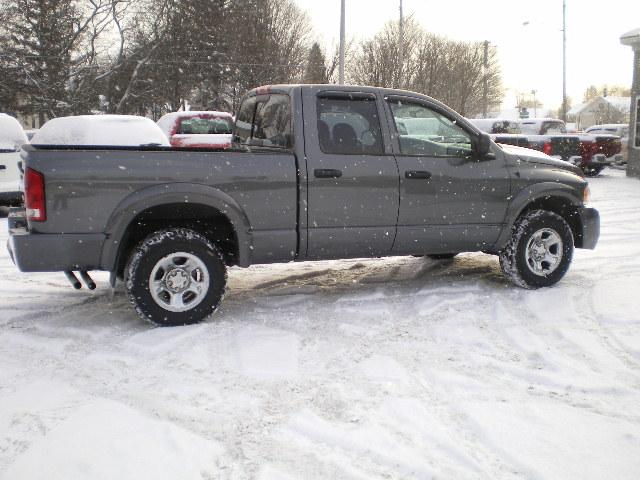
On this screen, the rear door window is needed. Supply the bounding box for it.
[316,96,383,155]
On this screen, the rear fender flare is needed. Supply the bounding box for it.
[99,183,252,270]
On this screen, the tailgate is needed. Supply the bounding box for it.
[549,136,581,160]
[594,135,622,157]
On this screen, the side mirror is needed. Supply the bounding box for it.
[477,132,495,159]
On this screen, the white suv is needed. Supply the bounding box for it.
[0,114,28,206]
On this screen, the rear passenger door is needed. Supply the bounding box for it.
[303,90,399,259]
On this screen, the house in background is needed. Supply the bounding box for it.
[3,93,48,130]
[568,96,631,130]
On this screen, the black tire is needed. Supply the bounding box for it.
[583,166,604,177]
[427,253,458,260]
[499,210,573,289]
[125,228,227,326]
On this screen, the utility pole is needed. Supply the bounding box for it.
[339,0,345,85]
[482,40,489,118]
[562,0,567,122]
[531,89,538,117]
[398,0,403,89]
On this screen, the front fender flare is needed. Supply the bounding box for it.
[493,182,583,252]
[99,183,253,270]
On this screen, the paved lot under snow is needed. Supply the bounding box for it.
[1,168,639,480]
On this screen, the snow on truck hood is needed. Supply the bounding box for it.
[31,115,170,147]
[499,143,580,172]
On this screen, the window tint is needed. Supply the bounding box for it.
[317,96,383,155]
[387,99,472,157]
[233,94,291,148]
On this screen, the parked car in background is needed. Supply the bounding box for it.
[0,113,28,206]
[468,118,529,148]
[585,124,629,165]
[31,114,170,147]
[157,111,233,149]
[468,118,522,134]
[576,133,623,176]
[519,118,568,135]
[507,117,620,177]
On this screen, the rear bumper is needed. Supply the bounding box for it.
[577,207,599,250]
[0,190,22,206]
[7,208,106,272]
[589,154,615,166]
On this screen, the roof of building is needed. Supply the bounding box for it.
[568,96,631,116]
[568,103,586,116]
[620,28,640,46]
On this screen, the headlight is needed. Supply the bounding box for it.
[583,185,591,204]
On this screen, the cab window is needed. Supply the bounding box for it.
[233,94,291,148]
[316,96,383,155]
[387,99,472,157]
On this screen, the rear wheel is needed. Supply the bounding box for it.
[125,228,227,326]
[499,210,573,289]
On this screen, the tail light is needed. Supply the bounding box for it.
[25,167,46,221]
[543,141,553,155]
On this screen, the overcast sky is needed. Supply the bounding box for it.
[293,0,639,112]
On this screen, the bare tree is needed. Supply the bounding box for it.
[350,18,503,116]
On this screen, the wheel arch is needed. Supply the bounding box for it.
[494,182,586,251]
[99,183,253,273]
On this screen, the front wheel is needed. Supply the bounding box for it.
[125,228,227,326]
[499,210,573,289]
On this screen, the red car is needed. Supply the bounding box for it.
[157,111,233,149]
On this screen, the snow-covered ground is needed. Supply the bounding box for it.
[1,168,639,480]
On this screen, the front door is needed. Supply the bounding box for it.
[303,90,399,259]
[384,96,511,255]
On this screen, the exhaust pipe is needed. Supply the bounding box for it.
[79,271,96,290]
[64,271,82,289]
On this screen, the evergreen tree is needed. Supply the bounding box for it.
[304,42,328,84]
[0,0,112,118]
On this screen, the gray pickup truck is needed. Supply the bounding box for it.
[8,85,600,326]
